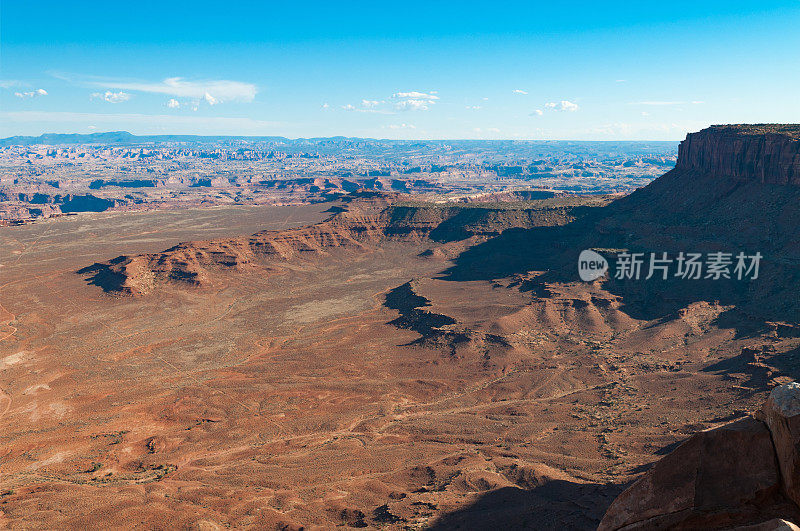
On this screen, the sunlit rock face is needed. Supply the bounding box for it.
[676,125,800,185]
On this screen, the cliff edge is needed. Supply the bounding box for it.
[675,124,800,185]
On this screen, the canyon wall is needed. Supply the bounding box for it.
[675,125,800,185]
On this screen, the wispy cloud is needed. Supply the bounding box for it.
[342,101,395,114]
[54,73,257,104]
[384,123,416,129]
[1,80,24,89]
[14,88,48,99]
[530,109,543,116]
[545,100,579,112]
[513,89,528,95]
[167,98,180,109]
[91,90,130,103]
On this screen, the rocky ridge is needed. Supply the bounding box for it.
[78,192,601,295]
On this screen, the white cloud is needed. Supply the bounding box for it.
[392,91,439,100]
[14,88,47,99]
[513,89,528,95]
[361,99,379,108]
[342,104,357,110]
[91,90,130,103]
[466,105,482,110]
[167,98,180,109]
[391,91,438,112]
[545,100,579,112]
[384,123,416,129]
[204,92,218,105]
[530,109,543,116]
[488,127,500,133]
[57,74,257,103]
[322,102,330,109]
[394,99,434,111]
[641,111,650,116]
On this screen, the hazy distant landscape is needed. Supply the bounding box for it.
[0,132,676,223]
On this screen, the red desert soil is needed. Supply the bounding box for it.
[1,126,799,530]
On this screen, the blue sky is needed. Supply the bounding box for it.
[1,1,799,140]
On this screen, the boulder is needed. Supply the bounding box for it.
[598,417,782,530]
[729,519,800,531]
[760,383,800,506]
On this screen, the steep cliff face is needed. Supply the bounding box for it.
[675,125,800,185]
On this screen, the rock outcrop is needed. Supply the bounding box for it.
[760,383,800,508]
[599,384,800,530]
[675,125,800,185]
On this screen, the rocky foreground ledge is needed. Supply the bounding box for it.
[600,383,800,530]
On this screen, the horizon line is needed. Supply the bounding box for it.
[0,130,684,144]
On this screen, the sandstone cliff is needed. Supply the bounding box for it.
[675,125,800,185]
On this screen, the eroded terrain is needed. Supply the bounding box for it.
[0,187,793,529]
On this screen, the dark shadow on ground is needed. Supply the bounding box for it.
[703,344,800,392]
[439,169,800,328]
[427,480,625,531]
